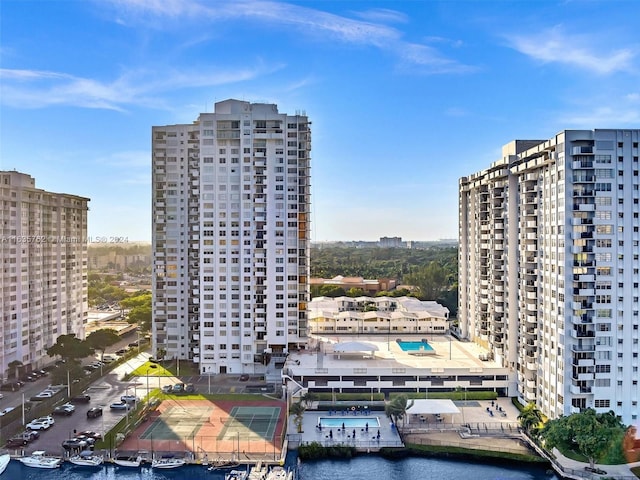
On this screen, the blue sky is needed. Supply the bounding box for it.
[1,0,639,242]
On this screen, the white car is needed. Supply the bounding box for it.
[36,415,55,426]
[26,419,51,430]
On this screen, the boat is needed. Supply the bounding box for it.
[112,454,143,467]
[226,468,249,480]
[207,458,240,471]
[18,450,62,469]
[68,450,104,467]
[248,461,268,480]
[151,455,186,469]
[0,454,9,475]
[266,466,293,480]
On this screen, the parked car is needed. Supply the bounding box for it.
[16,430,40,442]
[77,430,102,440]
[0,382,22,391]
[26,419,51,431]
[0,407,15,416]
[70,394,91,403]
[53,404,76,416]
[6,436,28,447]
[120,395,137,403]
[116,348,127,355]
[110,402,130,410]
[161,385,172,393]
[185,383,195,393]
[37,415,55,426]
[74,434,96,446]
[62,438,88,450]
[86,407,103,418]
[172,383,185,393]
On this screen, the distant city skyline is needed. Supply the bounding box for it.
[2,1,639,241]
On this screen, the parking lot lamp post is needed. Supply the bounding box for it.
[208,366,211,395]
[21,393,25,426]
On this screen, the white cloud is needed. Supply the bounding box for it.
[561,106,640,127]
[351,8,409,24]
[102,0,473,74]
[506,27,637,74]
[0,63,278,111]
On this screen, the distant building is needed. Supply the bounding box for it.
[152,99,311,374]
[310,275,397,295]
[0,171,89,377]
[459,129,640,425]
[379,236,403,248]
[308,296,449,335]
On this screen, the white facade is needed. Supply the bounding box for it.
[459,129,640,425]
[308,295,449,335]
[0,171,89,378]
[152,99,311,374]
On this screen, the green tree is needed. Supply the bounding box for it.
[46,334,94,362]
[404,262,446,300]
[385,394,414,429]
[128,304,152,332]
[346,288,365,298]
[86,329,120,361]
[290,401,306,433]
[518,402,544,437]
[541,408,626,468]
[7,360,22,380]
[120,291,152,309]
[301,390,318,408]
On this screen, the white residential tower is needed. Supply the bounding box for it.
[152,99,311,375]
[459,129,640,425]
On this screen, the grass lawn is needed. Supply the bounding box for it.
[130,361,174,377]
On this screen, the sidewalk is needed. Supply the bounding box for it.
[551,447,640,479]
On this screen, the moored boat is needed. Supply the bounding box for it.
[113,454,143,467]
[247,461,268,480]
[226,468,249,480]
[18,450,62,469]
[68,450,104,467]
[266,466,293,480]
[151,455,186,469]
[0,454,10,475]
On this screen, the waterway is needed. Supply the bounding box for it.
[2,454,560,479]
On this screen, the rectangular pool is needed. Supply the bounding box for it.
[396,340,434,352]
[319,417,380,428]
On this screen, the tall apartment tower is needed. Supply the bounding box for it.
[152,99,311,375]
[459,129,640,425]
[0,171,89,379]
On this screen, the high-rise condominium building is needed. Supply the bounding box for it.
[152,99,311,375]
[0,171,89,379]
[459,129,640,425]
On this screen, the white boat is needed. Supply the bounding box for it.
[0,454,10,475]
[113,454,143,467]
[18,450,62,469]
[151,456,186,469]
[68,450,104,467]
[226,468,249,480]
[266,466,293,480]
[248,461,268,480]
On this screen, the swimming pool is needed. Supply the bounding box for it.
[319,417,380,428]
[396,340,434,352]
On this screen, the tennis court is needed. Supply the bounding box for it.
[140,406,214,440]
[219,406,281,441]
[119,398,286,463]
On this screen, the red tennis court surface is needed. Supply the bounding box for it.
[117,397,287,464]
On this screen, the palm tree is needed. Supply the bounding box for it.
[518,402,543,436]
[385,394,414,429]
[289,401,306,433]
[301,390,318,409]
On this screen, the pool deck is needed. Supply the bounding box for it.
[290,411,404,451]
